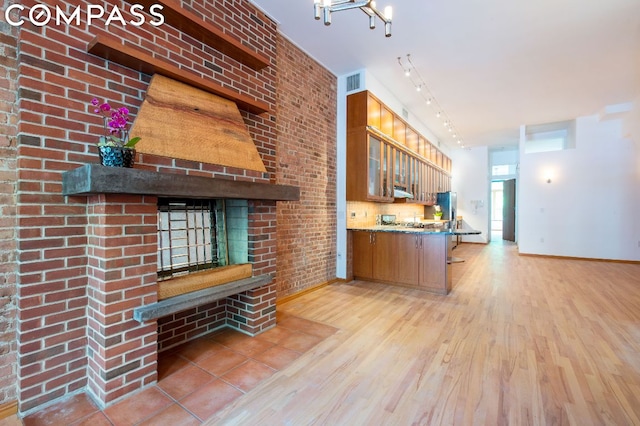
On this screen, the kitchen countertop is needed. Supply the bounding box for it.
[348,225,481,235]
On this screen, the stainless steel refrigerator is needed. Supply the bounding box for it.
[437,191,457,227]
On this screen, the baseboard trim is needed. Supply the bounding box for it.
[0,400,18,420]
[278,278,342,304]
[518,252,640,264]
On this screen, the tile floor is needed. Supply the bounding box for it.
[20,313,337,426]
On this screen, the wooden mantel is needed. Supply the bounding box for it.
[62,164,300,201]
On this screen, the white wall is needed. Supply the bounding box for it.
[490,148,519,178]
[336,74,348,279]
[518,113,640,261]
[450,146,490,243]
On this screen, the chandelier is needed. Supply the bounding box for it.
[314,0,393,37]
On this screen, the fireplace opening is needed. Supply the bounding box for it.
[157,198,249,281]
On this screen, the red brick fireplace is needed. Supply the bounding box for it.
[13,0,286,414]
[3,0,338,417]
[69,172,292,406]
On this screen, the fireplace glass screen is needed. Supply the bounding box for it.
[157,199,225,280]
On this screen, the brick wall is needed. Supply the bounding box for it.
[275,36,337,299]
[0,13,18,406]
[14,0,280,413]
[9,0,338,414]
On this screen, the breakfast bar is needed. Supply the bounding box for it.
[348,225,481,294]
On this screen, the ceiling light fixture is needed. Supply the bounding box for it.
[397,54,464,148]
[314,0,393,37]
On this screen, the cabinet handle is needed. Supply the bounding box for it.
[372,233,376,244]
[415,235,419,249]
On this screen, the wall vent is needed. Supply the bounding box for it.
[402,108,409,120]
[346,73,361,92]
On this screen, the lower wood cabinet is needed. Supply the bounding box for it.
[352,231,397,281]
[394,233,420,286]
[420,233,451,293]
[352,230,374,279]
[351,230,452,294]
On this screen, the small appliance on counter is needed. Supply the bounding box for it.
[380,214,397,225]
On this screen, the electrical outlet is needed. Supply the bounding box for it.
[540,237,544,243]
[350,212,356,218]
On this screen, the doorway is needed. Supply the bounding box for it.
[491,179,516,242]
[491,181,503,239]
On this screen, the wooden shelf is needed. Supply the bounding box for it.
[62,164,300,201]
[88,35,269,115]
[128,0,270,71]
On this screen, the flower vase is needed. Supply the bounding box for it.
[122,148,136,168]
[99,146,135,168]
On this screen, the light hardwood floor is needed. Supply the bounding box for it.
[207,241,640,425]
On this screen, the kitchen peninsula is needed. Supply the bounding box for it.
[348,225,480,294]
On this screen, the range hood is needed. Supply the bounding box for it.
[393,188,414,199]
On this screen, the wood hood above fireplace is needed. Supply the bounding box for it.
[130,74,268,173]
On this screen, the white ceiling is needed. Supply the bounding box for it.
[250,0,640,150]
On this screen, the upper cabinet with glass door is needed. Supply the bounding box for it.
[346,90,451,203]
[367,134,394,201]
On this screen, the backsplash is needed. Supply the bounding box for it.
[346,201,425,227]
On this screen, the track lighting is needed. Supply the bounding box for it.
[397,53,465,148]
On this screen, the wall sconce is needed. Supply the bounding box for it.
[314,0,393,37]
[543,168,555,184]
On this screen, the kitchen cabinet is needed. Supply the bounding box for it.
[420,234,451,293]
[394,149,408,190]
[406,128,419,153]
[351,230,452,294]
[352,231,374,279]
[395,233,420,286]
[407,157,434,205]
[393,117,406,146]
[380,106,394,136]
[400,233,451,293]
[372,232,397,282]
[351,231,396,282]
[347,130,394,202]
[346,91,451,204]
